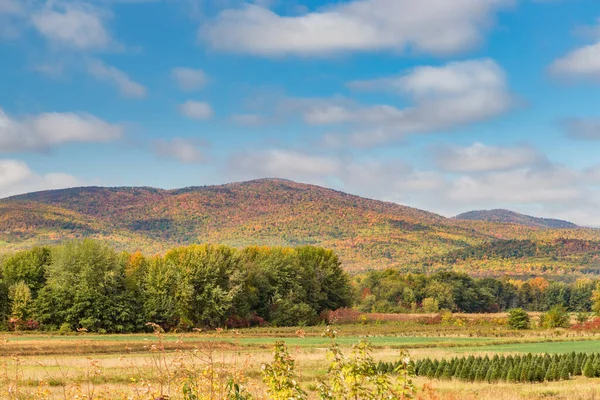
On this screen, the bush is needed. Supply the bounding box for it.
[508,308,531,330]
[540,305,570,329]
[421,297,439,313]
[322,308,363,324]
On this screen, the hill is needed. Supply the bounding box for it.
[454,209,579,229]
[1,178,600,276]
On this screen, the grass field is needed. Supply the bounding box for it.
[3,320,600,399]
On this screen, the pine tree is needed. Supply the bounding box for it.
[544,363,555,382]
[499,362,510,381]
[520,362,530,383]
[460,359,471,381]
[452,359,463,379]
[442,361,453,380]
[584,359,595,378]
[471,359,482,382]
[507,366,516,383]
[475,359,487,382]
[594,356,600,378]
[560,362,571,381]
[489,362,500,383]
[435,359,446,379]
[485,364,494,383]
[527,361,537,383]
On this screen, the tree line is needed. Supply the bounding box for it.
[357,269,600,313]
[0,240,353,333]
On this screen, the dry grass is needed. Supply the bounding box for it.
[2,322,600,399]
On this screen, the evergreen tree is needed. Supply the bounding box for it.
[442,361,453,380]
[527,361,537,383]
[544,363,555,382]
[560,363,571,380]
[475,359,487,382]
[507,366,516,383]
[583,359,595,378]
[520,362,530,383]
[435,359,447,379]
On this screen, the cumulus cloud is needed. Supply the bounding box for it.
[86,59,147,98]
[435,142,543,172]
[32,3,113,50]
[200,0,513,57]
[179,100,214,120]
[550,41,600,80]
[292,59,514,146]
[448,166,582,203]
[0,159,82,199]
[0,108,123,153]
[560,118,600,140]
[171,67,208,91]
[155,138,205,163]
[228,149,342,183]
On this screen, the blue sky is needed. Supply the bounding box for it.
[1,0,600,224]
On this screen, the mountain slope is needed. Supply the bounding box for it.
[1,178,599,275]
[454,209,578,229]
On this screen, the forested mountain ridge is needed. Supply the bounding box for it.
[1,178,600,276]
[455,209,578,229]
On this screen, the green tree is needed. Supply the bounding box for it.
[508,308,531,330]
[584,359,595,378]
[142,256,182,330]
[1,247,50,296]
[164,244,243,328]
[33,240,137,333]
[8,281,32,323]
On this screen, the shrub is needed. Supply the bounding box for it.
[421,297,439,313]
[508,308,531,330]
[322,308,362,324]
[540,305,570,329]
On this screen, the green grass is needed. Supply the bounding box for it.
[457,339,600,354]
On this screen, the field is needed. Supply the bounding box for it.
[4,317,600,400]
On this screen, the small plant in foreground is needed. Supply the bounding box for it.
[262,341,307,400]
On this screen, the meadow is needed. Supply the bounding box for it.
[3,317,600,400]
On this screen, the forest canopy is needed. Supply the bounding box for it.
[0,240,353,333]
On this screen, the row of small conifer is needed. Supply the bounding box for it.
[377,352,600,383]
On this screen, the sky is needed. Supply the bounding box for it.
[1,0,600,225]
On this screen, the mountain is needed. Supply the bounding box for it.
[454,209,578,229]
[1,178,600,276]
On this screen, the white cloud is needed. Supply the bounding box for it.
[0,159,82,199]
[231,114,265,126]
[180,100,214,120]
[448,166,582,203]
[295,59,514,146]
[200,0,513,57]
[155,138,205,163]
[32,3,113,50]
[0,108,123,153]
[550,42,600,80]
[87,59,147,98]
[561,118,600,140]
[171,67,208,91]
[228,149,343,183]
[435,142,543,172]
